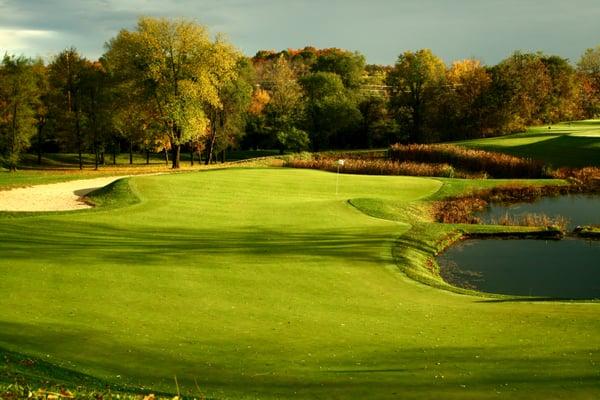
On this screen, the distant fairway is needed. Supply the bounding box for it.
[454,119,600,167]
[1,169,599,399]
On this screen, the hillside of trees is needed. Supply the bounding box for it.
[1,17,600,170]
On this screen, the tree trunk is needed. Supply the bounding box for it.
[164,148,169,165]
[75,107,83,170]
[9,102,18,172]
[37,121,44,165]
[129,140,133,164]
[190,148,194,166]
[113,147,117,165]
[93,131,99,171]
[146,149,150,165]
[206,135,216,165]
[171,144,181,169]
[220,149,225,163]
[100,151,105,165]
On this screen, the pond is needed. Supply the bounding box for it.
[438,238,600,299]
[477,194,600,229]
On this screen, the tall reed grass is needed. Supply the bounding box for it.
[389,144,546,178]
[491,212,570,231]
[434,184,575,225]
[285,157,469,178]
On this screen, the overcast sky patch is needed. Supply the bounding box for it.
[0,0,599,64]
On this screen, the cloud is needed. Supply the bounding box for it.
[0,0,599,64]
[0,28,62,57]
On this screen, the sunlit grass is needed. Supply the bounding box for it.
[0,169,598,399]
[454,119,600,167]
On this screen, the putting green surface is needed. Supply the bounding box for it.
[1,168,599,399]
[455,119,600,167]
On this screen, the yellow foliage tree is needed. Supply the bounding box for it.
[104,17,240,168]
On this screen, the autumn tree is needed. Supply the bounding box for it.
[577,45,600,117]
[242,88,272,149]
[387,49,446,143]
[438,59,492,139]
[104,17,240,168]
[495,52,552,131]
[204,58,253,164]
[539,55,581,123]
[111,87,154,165]
[0,55,40,170]
[262,56,305,150]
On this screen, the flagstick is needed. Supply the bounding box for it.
[336,159,344,196]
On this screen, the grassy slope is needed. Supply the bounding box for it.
[0,169,598,399]
[453,119,600,167]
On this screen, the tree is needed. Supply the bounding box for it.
[577,45,600,117]
[540,55,580,123]
[300,71,362,150]
[312,49,366,89]
[387,49,446,143]
[495,52,552,130]
[241,87,272,150]
[104,17,240,168]
[440,59,492,139]
[80,61,113,169]
[0,55,40,170]
[262,56,305,147]
[276,127,310,152]
[48,48,90,170]
[111,87,153,165]
[358,94,397,148]
[204,58,253,164]
[31,59,49,165]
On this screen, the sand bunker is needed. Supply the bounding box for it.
[0,176,125,212]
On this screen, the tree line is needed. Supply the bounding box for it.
[1,17,600,170]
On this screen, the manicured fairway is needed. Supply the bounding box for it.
[454,119,600,167]
[0,168,599,399]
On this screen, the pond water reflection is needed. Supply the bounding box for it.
[438,238,600,299]
[477,194,600,229]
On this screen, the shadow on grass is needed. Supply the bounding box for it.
[0,220,398,266]
[1,320,598,398]
[472,135,600,167]
[475,297,599,303]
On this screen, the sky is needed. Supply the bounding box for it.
[1,0,600,65]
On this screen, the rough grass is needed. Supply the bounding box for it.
[454,119,600,168]
[0,169,599,399]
